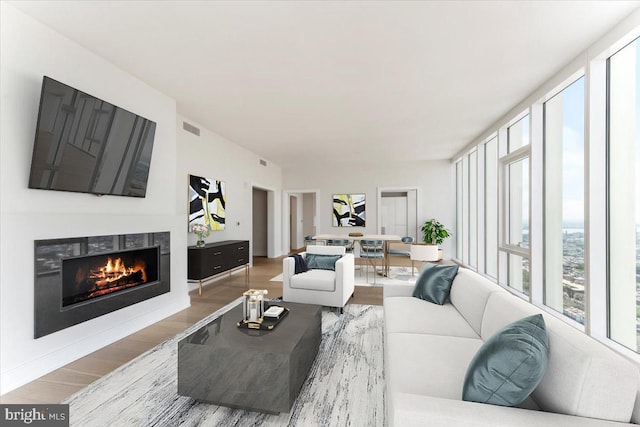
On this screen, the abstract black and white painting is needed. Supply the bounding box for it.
[332,193,365,227]
[189,174,226,231]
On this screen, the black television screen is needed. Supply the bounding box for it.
[28,76,156,197]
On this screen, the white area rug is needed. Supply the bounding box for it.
[63,300,385,427]
[270,266,418,287]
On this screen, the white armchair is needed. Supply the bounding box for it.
[283,245,355,311]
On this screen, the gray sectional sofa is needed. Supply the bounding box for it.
[383,267,640,426]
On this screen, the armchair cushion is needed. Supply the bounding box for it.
[306,253,342,271]
[290,269,337,291]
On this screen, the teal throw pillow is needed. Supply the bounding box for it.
[463,314,549,407]
[412,264,459,305]
[305,254,342,271]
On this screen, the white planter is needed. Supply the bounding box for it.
[410,244,439,262]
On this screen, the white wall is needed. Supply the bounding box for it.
[176,115,283,268]
[0,4,189,394]
[282,160,454,258]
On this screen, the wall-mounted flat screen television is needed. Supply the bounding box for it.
[28,76,156,197]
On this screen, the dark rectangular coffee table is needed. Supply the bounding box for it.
[177,301,322,413]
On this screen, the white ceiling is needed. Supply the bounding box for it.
[10,1,640,167]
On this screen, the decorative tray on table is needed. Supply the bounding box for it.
[237,305,289,331]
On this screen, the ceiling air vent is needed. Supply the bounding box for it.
[182,121,200,136]
[259,159,267,166]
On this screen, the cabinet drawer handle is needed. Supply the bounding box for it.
[213,252,222,255]
[238,246,245,250]
[238,258,245,262]
[213,265,222,270]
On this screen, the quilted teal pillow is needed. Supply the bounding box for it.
[463,314,549,407]
[411,264,459,305]
[305,254,342,271]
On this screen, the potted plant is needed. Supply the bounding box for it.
[419,219,451,261]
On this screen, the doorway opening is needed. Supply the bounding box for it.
[252,187,268,257]
[284,190,318,254]
[378,188,419,240]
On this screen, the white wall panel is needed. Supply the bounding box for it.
[0,3,187,394]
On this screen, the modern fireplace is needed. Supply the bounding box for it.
[62,247,159,308]
[34,232,170,338]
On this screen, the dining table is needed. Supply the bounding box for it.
[312,233,402,277]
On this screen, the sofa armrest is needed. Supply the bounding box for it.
[335,253,355,300]
[282,257,295,289]
[389,393,629,427]
[383,282,415,298]
[283,252,306,287]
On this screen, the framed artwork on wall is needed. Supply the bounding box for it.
[332,193,366,227]
[189,174,226,231]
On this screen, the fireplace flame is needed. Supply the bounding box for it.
[90,257,147,285]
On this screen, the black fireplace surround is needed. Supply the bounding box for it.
[34,232,170,338]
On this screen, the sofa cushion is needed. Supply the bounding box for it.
[480,293,538,341]
[386,332,483,400]
[412,264,459,304]
[450,268,507,336]
[533,312,640,423]
[483,292,640,422]
[289,269,336,291]
[463,314,549,407]
[388,393,626,427]
[385,297,479,338]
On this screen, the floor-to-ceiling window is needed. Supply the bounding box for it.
[451,25,640,358]
[499,115,531,296]
[544,76,586,326]
[468,149,478,269]
[608,37,640,352]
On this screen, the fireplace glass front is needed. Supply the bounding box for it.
[62,246,159,308]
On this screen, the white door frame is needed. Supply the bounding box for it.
[290,194,299,251]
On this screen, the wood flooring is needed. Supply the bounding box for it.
[0,255,386,404]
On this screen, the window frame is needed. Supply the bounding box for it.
[468,148,478,269]
[499,145,531,259]
[484,135,499,279]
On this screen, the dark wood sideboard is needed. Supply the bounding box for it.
[188,240,250,295]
